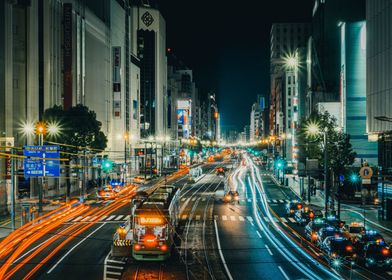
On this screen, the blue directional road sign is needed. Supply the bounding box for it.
[23,145,60,177]
[339,175,345,183]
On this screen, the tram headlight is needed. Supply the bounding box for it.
[134,244,141,250]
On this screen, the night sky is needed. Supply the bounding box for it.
[157,0,314,131]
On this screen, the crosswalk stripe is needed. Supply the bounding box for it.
[202,198,206,202]
[247,216,253,222]
[81,216,91,222]
[195,215,201,221]
[89,216,98,222]
[222,215,228,221]
[106,215,116,221]
[73,216,84,222]
[239,216,245,221]
[106,265,123,269]
[230,216,236,221]
[181,198,186,202]
[273,217,279,222]
[267,200,271,203]
[182,214,188,220]
[107,259,126,264]
[285,200,290,203]
[280,217,288,223]
[191,197,196,201]
[115,215,124,221]
[124,215,130,221]
[214,215,218,220]
[288,217,296,223]
[99,215,107,221]
[107,271,121,276]
[247,199,251,202]
[272,199,278,203]
[279,200,284,203]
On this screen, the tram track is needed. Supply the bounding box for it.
[133,263,165,280]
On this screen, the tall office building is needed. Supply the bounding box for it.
[131,1,167,138]
[366,0,392,172]
[340,21,377,165]
[270,23,311,136]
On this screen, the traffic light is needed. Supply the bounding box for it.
[276,159,285,169]
[102,159,113,172]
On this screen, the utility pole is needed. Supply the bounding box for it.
[10,148,16,231]
[323,131,328,215]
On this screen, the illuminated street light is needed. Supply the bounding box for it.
[282,53,299,69]
[305,121,321,137]
[20,121,35,137]
[46,121,62,137]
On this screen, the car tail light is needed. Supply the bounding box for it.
[297,204,303,209]
[160,244,168,251]
[134,244,141,250]
[382,248,390,256]
[309,212,315,218]
[312,233,318,240]
[331,252,337,258]
[290,209,294,213]
[346,246,353,252]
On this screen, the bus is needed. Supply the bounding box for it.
[131,185,180,261]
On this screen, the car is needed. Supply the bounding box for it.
[294,208,323,226]
[342,222,366,241]
[285,201,304,216]
[317,226,343,247]
[320,236,357,267]
[305,218,327,242]
[357,241,392,269]
[223,191,240,203]
[216,167,225,177]
[325,214,346,229]
[354,230,385,253]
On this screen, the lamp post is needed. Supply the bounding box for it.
[123,133,128,184]
[305,122,329,215]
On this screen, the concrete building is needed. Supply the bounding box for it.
[270,23,311,136]
[250,95,265,142]
[131,1,167,138]
[0,0,143,213]
[340,21,377,165]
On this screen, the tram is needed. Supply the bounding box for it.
[131,185,180,261]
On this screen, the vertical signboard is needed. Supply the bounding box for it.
[63,3,73,110]
[113,47,121,118]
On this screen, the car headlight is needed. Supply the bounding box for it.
[386,258,392,265]
[366,257,375,264]
[332,258,341,268]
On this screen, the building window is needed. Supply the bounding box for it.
[13,79,19,89]
[288,76,291,85]
[293,76,296,84]
[288,87,291,96]
[288,98,291,107]
[288,109,291,116]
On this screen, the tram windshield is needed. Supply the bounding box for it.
[135,216,169,244]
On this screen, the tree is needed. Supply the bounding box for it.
[297,110,356,184]
[43,104,107,200]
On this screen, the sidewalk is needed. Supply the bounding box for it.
[271,173,392,243]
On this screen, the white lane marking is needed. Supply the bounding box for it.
[106,265,123,269]
[273,217,279,223]
[181,198,186,202]
[230,216,236,221]
[191,197,196,201]
[280,217,288,223]
[115,215,124,221]
[265,244,273,255]
[256,230,262,238]
[106,278,119,280]
[214,220,234,280]
[263,216,269,222]
[250,221,255,227]
[288,217,296,223]
[278,266,290,280]
[182,214,188,220]
[387,272,392,276]
[195,215,201,221]
[222,215,228,221]
[239,216,245,221]
[106,271,121,276]
[73,216,84,222]
[106,215,116,221]
[246,216,253,222]
[99,215,107,221]
[214,215,218,220]
[106,259,126,265]
[47,223,106,274]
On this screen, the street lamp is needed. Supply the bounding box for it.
[305,121,329,215]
